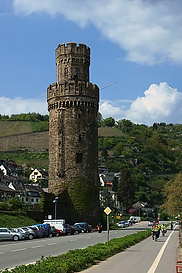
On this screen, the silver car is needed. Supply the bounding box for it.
[12,227,31,240]
[0,228,25,241]
[117,221,126,228]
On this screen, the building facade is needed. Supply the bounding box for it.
[47,43,100,223]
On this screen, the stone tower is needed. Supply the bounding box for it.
[47,43,100,223]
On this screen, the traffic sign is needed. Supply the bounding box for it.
[104,207,111,215]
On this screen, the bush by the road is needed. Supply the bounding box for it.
[1,230,151,273]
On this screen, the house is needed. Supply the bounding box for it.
[0,174,44,205]
[8,180,44,205]
[0,165,7,176]
[99,172,120,187]
[29,168,48,183]
[0,159,20,177]
[0,181,16,201]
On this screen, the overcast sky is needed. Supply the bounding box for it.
[0,0,182,125]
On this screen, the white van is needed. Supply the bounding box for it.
[129,216,141,223]
[43,219,66,234]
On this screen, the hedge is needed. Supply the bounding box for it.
[1,230,151,273]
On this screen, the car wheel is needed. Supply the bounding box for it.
[13,235,19,241]
[28,234,34,240]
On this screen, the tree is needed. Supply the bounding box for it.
[99,187,115,209]
[118,119,133,132]
[161,173,182,216]
[97,112,103,127]
[117,168,135,212]
[102,117,115,127]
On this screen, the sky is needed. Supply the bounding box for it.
[0,0,182,126]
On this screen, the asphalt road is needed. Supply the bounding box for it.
[0,222,179,272]
[81,224,179,273]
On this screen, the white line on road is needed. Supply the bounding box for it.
[48,243,57,246]
[0,252,4,255]
[147,229,174,273]
[12,248,26,252]
[31,245,44,249]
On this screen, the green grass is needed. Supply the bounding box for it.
[0,213,36,228]
[0,151,48,169]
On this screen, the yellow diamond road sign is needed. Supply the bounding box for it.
[104,207,111,215]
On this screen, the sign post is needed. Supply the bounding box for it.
[104,206,112,245]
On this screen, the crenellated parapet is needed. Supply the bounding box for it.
[47,80,99,107]
[47,81,99,111]
[56,43,90,58]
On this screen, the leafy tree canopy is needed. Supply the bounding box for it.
[161,173,182,216]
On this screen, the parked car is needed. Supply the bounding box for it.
[56,229,65,236]
[117,221,128,228]
[88,225,92,232]
[33,223,51,237]
[0,227,25,241]
[20,226,36,240]
[148,221,154,226]
[71,224,82,234]
[64,224,72,235]
[25,226,43,238]
[74,222,90,233]
[12,227,30,240]
[50,226,59,237]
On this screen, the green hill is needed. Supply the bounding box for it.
[0,119,182,215]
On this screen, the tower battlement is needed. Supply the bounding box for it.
[47,81,99,101]
[56,43,90,58]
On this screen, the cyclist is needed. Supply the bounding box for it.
[161,223,166,236]
[152,222,160,241]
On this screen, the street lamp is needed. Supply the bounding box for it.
[53,197,58,219]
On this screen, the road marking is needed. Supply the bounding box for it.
[147,229,174,273]
[0,252,5,255]
[48,243,57,246]
[31,245,44,248]
[12,248,26,252]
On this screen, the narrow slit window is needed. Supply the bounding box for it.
[76,153,83,163]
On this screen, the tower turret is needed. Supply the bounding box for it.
[56,42,90,83]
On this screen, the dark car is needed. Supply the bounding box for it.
[71,224,82,234]
[25,226,43,238]
[33,223,51,237]
[64,224,72,235]
[74,222,90,233]
[50,226,59,237]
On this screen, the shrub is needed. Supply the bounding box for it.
[0,230,151,273]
